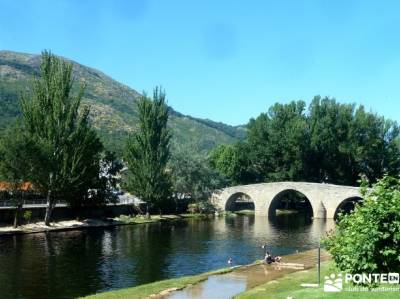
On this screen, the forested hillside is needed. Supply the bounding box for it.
[0,50,245,155]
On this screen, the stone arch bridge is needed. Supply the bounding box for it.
[210,182,362,219]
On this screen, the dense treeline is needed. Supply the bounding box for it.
[210,96,400,186]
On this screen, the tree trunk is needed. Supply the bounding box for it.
[13,204,22,228]
[44,190,53,226]
[13,191,23,228]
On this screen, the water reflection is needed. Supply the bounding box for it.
[0,214,335,299]
[168,275,247,299]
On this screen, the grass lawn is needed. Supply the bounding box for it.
[81,268,232,299]
[235,261,400,299]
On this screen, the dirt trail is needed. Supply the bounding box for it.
[164,249,330,299]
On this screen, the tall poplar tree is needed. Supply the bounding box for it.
[125,88,172,215]
[20,51,103,225]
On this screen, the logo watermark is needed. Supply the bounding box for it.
[324,273,343,292]
[324,272,400,292]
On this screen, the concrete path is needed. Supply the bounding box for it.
[165,249,330,299]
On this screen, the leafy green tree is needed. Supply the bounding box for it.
[170,148,227,210]
[349,107,400,183]
[68,151,123,213]
[0,125,33,184]
[324,176,400,275]
[0,124,37,227]
[307,97,355,184]
[19,51,103,225]
[124,88,172,215]
[96,151,124,203]
[308,97,400,185]
[213,101,310,185]
[253,101,309,181]
[209,142,258,185]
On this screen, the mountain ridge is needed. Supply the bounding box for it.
[0,50,245,155]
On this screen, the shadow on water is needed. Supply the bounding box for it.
[0,215,334,299]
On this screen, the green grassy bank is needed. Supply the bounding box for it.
[81,267,232,299]
[235,261,400,299]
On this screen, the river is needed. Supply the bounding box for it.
[0,214,335,299]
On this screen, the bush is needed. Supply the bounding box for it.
[187,201,215,214]
[323,176,400,275]
[198,201,215,214]
[23,210,32,224]
[187,203,200,214]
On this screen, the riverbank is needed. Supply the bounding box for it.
[82,249,399,299]
[0,213,211,236]
[82,249,330,299]
[81,267,233,299]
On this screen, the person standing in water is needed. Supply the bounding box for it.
[228,257,233,266]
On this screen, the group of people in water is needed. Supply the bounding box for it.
[262,242,282,264]
[264,251,282,264]
[227,242,282,266]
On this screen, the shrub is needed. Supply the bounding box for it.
[197,201,215,214]
[23,210,32,224]
[187,201,215,214]
[323,176,400,275]
[117,214,136,224]
[187,203,200,214]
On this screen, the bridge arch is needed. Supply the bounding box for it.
[333,196,363,220]
[225,192,255,212]
[268,189,314,218]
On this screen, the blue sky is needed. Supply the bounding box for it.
[1,0,400,125]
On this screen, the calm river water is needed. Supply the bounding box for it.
[0,214,335,299]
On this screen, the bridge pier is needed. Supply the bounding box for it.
[314,201,327,219]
